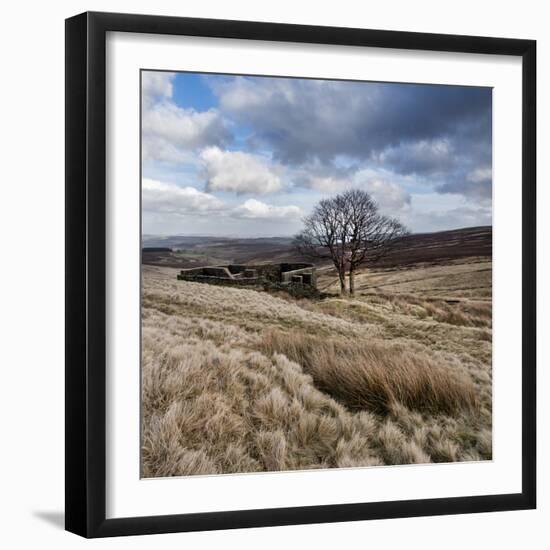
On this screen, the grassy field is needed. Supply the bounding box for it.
[141,257,492,478]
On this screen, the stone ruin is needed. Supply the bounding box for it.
[177,262,317,291]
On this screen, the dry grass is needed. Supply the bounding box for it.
[141,259,492,477]
[141,341,384,476]
[300,292,492,329]
[259,330,478,415]
[317,258,492,298]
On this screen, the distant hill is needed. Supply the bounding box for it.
[377,226,492,267]
[141,226,492,269]
[142,235,292,249]
[142,247,172,253]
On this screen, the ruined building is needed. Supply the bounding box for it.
[177,263,317,291]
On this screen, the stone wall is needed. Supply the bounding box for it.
[177,274,261,287]
[201,266,232,278]
[177,274,322,299]
[178,262,317,290]
[281,266,317,286]
[280,262,312,272]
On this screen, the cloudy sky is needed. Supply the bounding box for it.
[142,71,492,237]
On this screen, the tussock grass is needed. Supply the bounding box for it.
[141,341,383,477]
[260,330,478,415]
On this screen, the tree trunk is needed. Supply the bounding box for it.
[338,269,347,295]
[349,269,355,296]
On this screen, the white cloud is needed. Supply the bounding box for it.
[232,199,303,220]
[303,169,411,211]
[305,175,348,193]
[142,135,196,164]
[200,147,284,194]
[362,179,412,211]
[142,71,229,164]
[143,103,229,161]
[142,178,224,215]
[142,178,302,224]
[142,72,175,107]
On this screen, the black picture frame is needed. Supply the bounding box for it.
[65,11,536,538]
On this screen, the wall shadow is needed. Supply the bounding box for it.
[32,510,65,530]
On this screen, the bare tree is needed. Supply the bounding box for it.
[294,196,349,294]
[294,189,408,295]
[341,189,408,294]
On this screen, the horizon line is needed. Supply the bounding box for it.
[142,224,492,240]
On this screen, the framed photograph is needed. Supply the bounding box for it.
[65,11,536,538]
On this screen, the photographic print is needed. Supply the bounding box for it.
[140,70,493,478]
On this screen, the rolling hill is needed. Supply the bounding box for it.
[142,225,492,269]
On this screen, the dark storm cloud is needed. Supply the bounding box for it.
[436,170,493,201]
[207,75,492,204]
[375,128,492,202]
[374,139,458,176]
[212,76,492,167]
